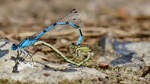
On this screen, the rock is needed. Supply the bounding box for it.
[99,36,150,69]
[99,32,115,53]
[143,56,150,66]
[0,38,107,84]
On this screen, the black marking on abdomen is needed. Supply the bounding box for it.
[43,30,47,33]
[53,22,57,26]
[66,21,69,24]
[79,29,83,36]
[75,25,80,28]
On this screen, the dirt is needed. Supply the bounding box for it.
[1,0,150,84]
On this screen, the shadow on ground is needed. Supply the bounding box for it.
[110,40,136,66]
[0,40,9,58]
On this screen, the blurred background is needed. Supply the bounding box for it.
[0,0,150,48]
[1,0,150,83]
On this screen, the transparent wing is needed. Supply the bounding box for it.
[56,9,82,27]
[43,9,83,45]
[46,9,83,36]
[26,9,82,39]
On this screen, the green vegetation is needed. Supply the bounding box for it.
[34,41,92,66]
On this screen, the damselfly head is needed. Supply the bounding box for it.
[11,44,18,50]
[70,43,78,49]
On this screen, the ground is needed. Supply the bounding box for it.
[0,0,150,84]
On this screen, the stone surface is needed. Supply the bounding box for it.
[0,39,107,83]
[99,36,150,68]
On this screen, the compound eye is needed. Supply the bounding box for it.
[11,44,17,50]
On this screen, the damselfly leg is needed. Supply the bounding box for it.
[20,49,33,63]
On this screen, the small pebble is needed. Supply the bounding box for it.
[99,62,109,68]
[43,72,51,77]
